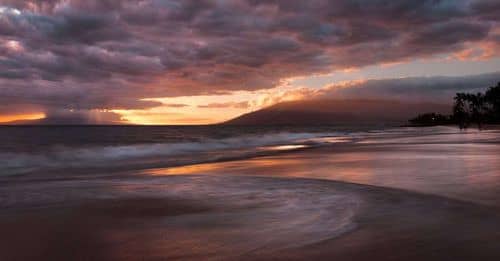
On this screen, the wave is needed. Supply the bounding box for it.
[1,132,348,176]
[3,126,478,177]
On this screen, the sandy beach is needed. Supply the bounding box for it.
[1,175,500,260]
[1,128,500,260]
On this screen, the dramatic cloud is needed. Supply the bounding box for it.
[33,109,125,125]
[197,101,250,109]
[0,0,499,123]
[281,72,500,104]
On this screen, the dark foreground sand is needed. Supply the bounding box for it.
[1,175,500,261]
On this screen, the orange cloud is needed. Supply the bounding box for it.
[451,39,500,61]
[0,113,46,123]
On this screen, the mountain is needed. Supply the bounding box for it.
[223,99,451,126]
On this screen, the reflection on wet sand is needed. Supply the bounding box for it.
[2,128,500,260]
[2,175,500,260]
[146,129,500,206]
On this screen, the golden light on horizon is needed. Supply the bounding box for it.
[0,113,46,123]
[115,109,217,125]
[110,78,370,125]
[113,93,259,125]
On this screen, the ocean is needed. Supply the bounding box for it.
[1,125,500,260]
[0,125,372,176]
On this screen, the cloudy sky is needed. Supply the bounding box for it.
[1,0,499,124]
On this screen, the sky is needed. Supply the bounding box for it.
[0,0,499,125]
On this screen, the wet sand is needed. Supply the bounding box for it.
[2,128,500,260]
[1,175,500,260]
[143,130,500,206]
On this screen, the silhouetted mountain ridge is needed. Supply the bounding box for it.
[224,99,450,126]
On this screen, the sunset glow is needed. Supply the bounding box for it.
[0,1,499,125]
[0,113,45,123]
[2,2,500,260]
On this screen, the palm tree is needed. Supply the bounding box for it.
[484,82,500,122]
[453,93,469,129]
[442,82,499,129]
[468,93,487,129]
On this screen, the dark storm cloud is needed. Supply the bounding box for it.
[409,21,490,46]
[34,109,125,125]
[321,72,500,103]
[470,0,500,21]
[0,0,499,122]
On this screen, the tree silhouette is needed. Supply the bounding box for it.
[469,92,486,129]
[453,93,469,129]
[484,82,500,122]
[410,81,500,129]
[409,113,453,126]
[451,82,500,129]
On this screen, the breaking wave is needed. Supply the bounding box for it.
[1,132,348,176]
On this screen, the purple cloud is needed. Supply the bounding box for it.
[0,0,499,123]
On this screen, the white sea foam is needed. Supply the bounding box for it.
[3,126,486,177]
[1,132,346,175]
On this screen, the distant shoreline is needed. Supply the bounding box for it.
[403,123,500,130]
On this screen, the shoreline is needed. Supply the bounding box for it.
[2,127,500,260]
[1,175,500,260]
